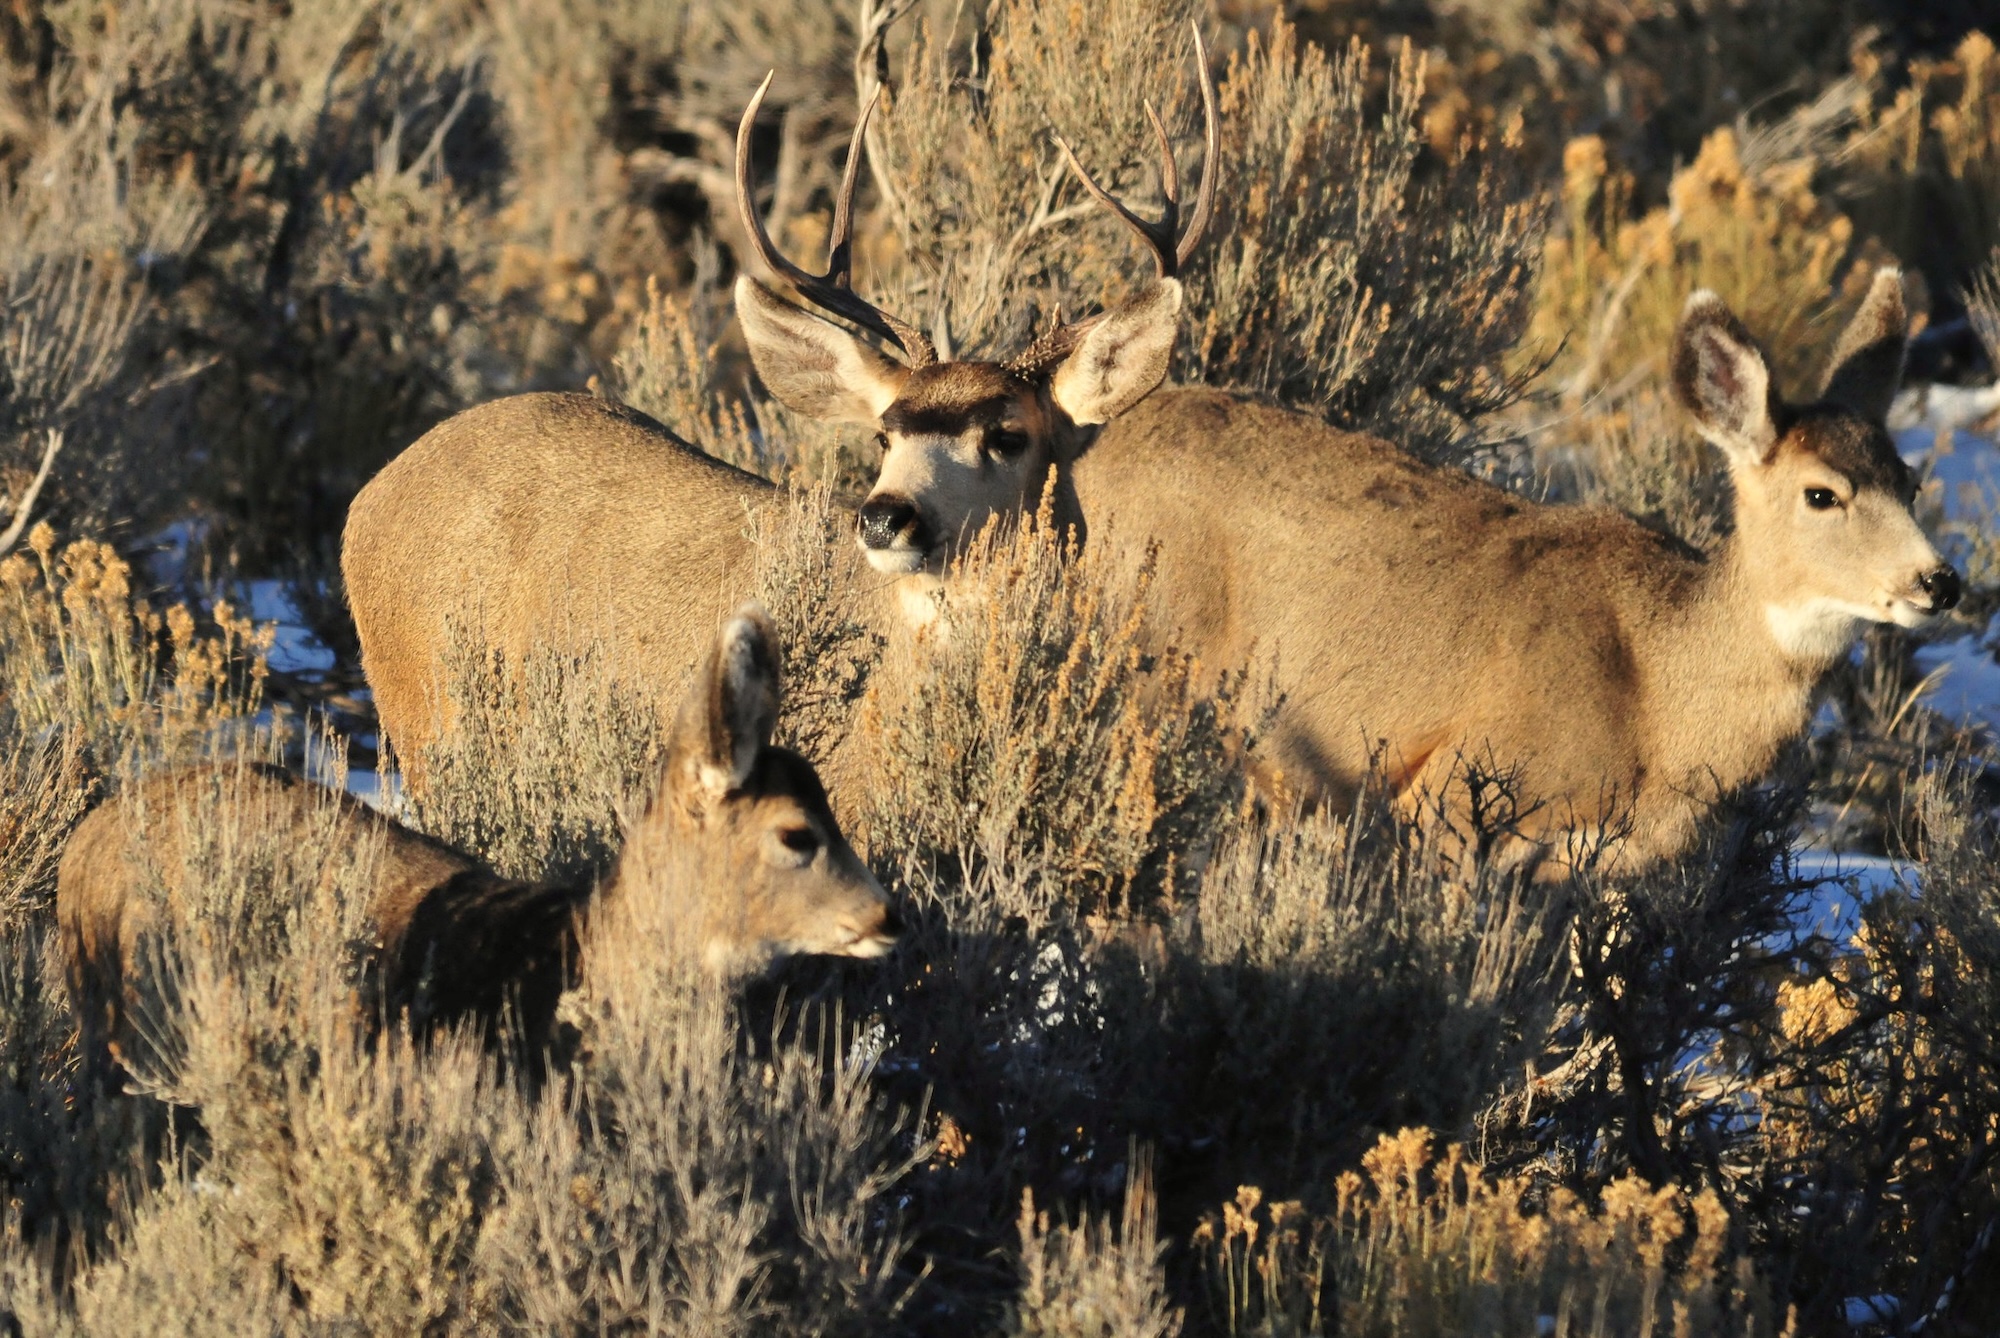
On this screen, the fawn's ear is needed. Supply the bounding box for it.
[1820,268,1909,424]
[1049,280,1183,426]
[1671,290,1780,467]
[736,276,908,422]
[673,603,781,802]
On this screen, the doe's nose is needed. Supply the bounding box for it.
[859,496,924,551]
[1918,565,1963,612]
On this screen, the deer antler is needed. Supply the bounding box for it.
[735,74,937,367]
[1052,23,1220,280]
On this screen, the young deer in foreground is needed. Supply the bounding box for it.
[59,606,894,1078]
[340,31,1216,778]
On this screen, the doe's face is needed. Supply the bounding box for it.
[648,603,898,974]
[1670,273,1962,663]
[683,748,896,972]
[858,362,1067,575]
[1738,411,1959,654]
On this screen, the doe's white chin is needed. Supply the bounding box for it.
[1886,598,1937,629]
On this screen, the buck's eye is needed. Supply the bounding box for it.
[777,827,820,856]
[1804,487,1840,511]
[987,428,1031,457]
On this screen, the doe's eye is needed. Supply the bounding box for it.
[1804,487,1840,511]
[988,428,1031,457]
[777,827,820,856]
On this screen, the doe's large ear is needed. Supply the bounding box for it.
[1670,290,1780,466]
[677,602,781,800]
[1819,267,1908,424]
[1050,280,1183,426]
[735,276,909,423]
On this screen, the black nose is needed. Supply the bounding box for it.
[877,904,904,939]
[858,496,924,551]
[1919,565,1963,612]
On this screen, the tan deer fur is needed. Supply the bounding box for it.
[58,606,894,1076]
[342,40,1215,776]
[343,392,784,779]
[827,261,1956,869]
[1063,271,1959,870]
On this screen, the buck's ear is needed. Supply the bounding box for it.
[736,276,909,423]
[1820,267,1908,424]
[674,602,781,801]
[1050,280,1182,426]
[1670,290,1780,467]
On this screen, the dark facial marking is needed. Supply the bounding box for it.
[1787,408,1913,502]
[734,747,845,835]
[878,362,1034,438]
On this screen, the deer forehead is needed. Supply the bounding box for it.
[724,749,840,829]
[879,363,1045,438]
[1767,411,1913,500]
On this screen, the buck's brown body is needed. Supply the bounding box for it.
[342,36,1217,779]
[58,608,895,1077]
[342,393,781,774]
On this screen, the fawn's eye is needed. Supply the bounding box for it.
[987,428,1031,457]
[777,827,820,856]
[1804,487,1840,511]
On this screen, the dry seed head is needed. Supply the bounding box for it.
[934,1113,970,1164]
[98,552,131,606]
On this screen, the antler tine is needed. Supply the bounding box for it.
[824,82,874,282]
[1053,130,1177,280]
[1177,23,1220,271]
[734,72,936,365]
[1052,22,1220,280]
[1145,103,1180,211]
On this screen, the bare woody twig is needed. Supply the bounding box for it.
[0,428,63,552]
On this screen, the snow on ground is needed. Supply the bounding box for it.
[1912,423,2000,502]
[239,579,390,807]
[1787,847,1906,942]
[1903,424,2000,732]
[245,579,335,675]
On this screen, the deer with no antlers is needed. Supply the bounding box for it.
[340,32,1217,781]
[1081,274,1960,870]
[58,606,894,1080]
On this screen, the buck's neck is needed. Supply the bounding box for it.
[1645,533,1843,800]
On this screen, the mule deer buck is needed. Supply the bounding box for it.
[59,606,894,1079]
[1062,270,1960,870]
[341,31,1216,778]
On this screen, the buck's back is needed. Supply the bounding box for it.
[343,393,780,762]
